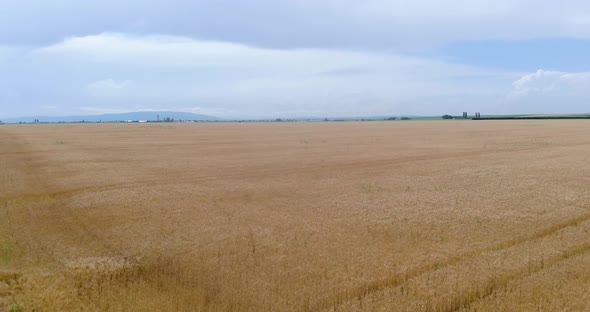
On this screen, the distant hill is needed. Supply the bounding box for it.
[1,111,220,123]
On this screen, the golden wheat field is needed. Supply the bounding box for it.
[2,120,590,311]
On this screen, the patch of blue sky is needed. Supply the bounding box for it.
[438,38,590,72]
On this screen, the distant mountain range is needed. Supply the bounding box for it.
[1,111,220,123]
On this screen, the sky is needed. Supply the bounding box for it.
[1,0,590,119]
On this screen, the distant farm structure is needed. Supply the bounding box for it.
[473,114,590,120]
[443,112,590,120]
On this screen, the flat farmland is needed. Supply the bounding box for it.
[2,120,590,311]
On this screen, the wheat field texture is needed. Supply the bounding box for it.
[1,120,590,311]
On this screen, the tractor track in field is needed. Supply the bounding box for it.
[308,207,590,312]
[437,241,590,312]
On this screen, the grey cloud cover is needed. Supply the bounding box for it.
[3,33,514,118]
[3,0,590,49]
[1,1,590,118]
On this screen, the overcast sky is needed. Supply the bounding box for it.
[2,0,590,118]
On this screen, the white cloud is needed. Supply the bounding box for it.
[512,69,590,96]
[87,79,131,96]
[0,33,529,118]
[499,69,590,114]
[78,106,131,114]
[17,33,590,118]
[31,33,511,118]
[36,33,403,74]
